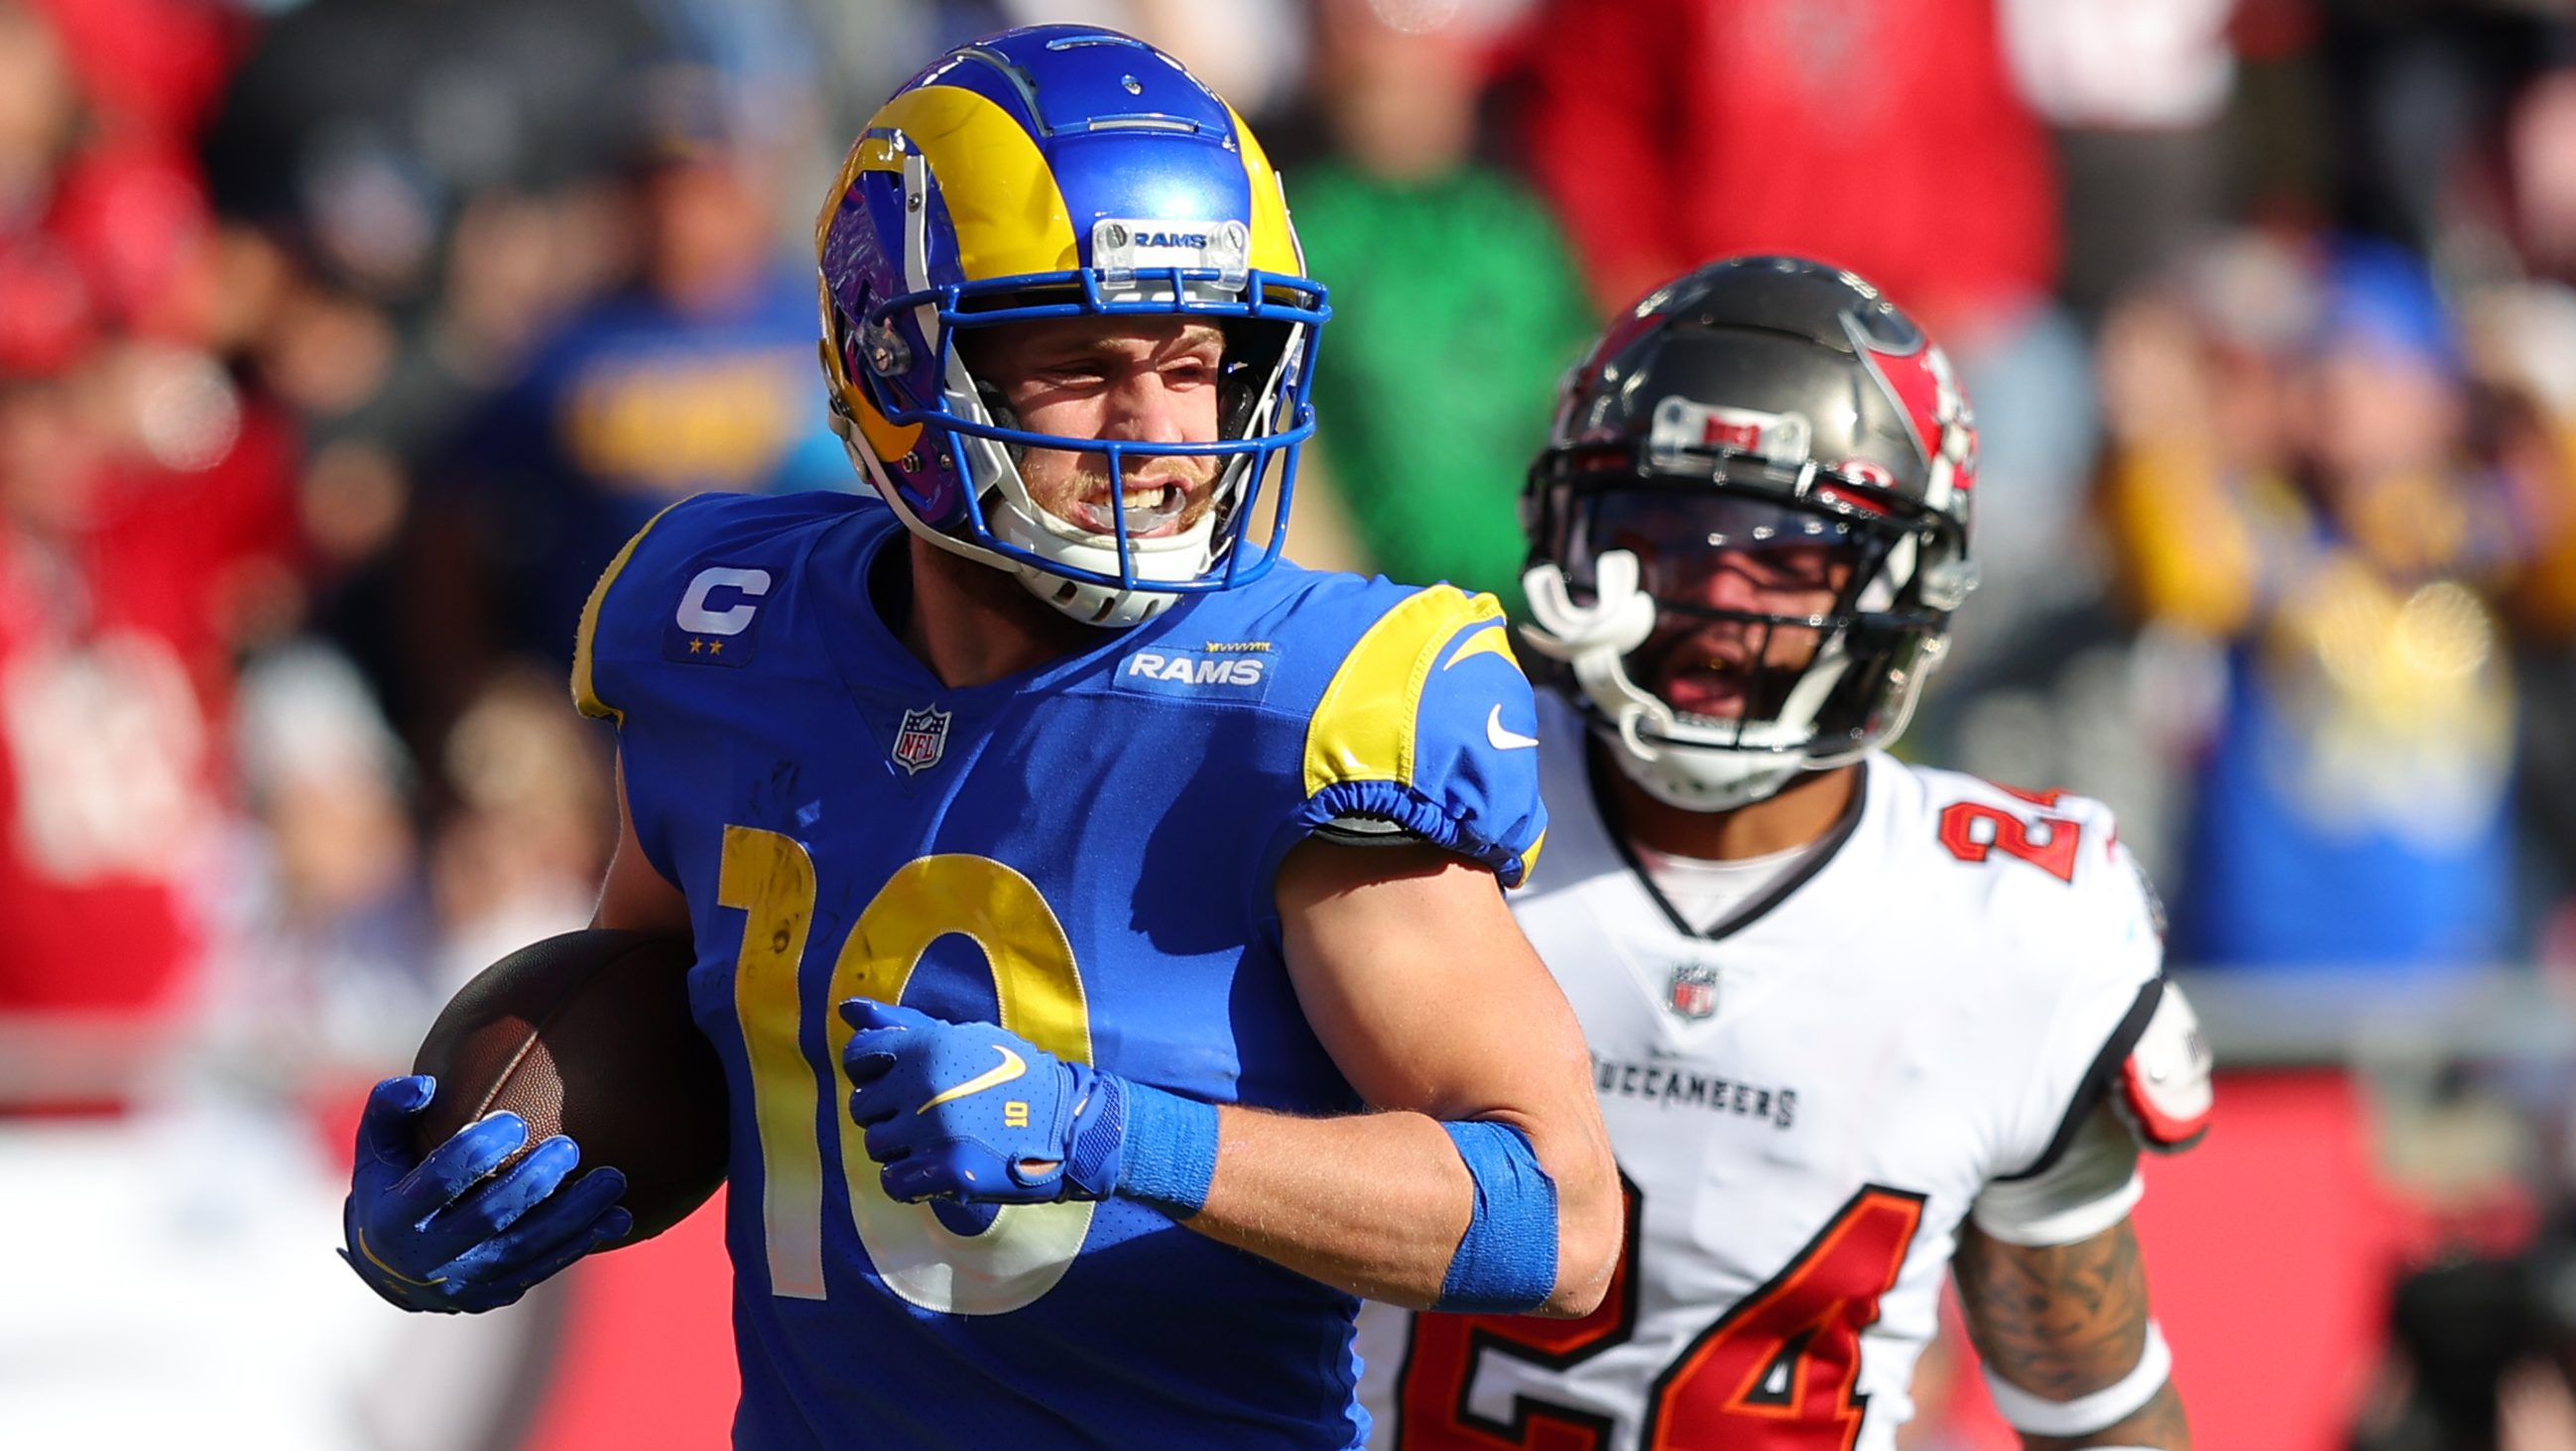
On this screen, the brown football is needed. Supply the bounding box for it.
[410,928,728,1244]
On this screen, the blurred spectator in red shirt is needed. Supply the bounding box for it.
[0,0,303,1098]
[1501,0,2105,694]
[14,0,241,150]
[1504,0,2058,327]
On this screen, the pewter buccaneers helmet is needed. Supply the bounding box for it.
[815,25,1328,628]
[1522,256,1979,810]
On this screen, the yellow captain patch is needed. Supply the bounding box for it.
[571,498,690,724]
[1302,587,1511,797]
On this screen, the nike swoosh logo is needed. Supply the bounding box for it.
[918,1045,1028,1113]
[1486,704,1539,751]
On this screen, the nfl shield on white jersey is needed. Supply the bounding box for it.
[1356,693,2172,1451]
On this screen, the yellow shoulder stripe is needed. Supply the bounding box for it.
[1302,586,1509,797]
[1441,620,1519,673]
[571,498,690,724]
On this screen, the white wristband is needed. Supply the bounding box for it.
[1982,1321,2171,1437]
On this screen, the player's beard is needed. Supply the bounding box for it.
[1028,451,1221,540]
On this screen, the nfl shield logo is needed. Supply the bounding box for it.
[1667,962,1719,1022]
[892,705,951,775]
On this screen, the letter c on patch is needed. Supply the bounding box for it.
[677,566,773,636]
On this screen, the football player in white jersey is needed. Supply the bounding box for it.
[1355,256,2212,1451]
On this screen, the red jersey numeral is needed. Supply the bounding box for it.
[1936,800,2082,883]
[1644,1187,1924,1450]
[1393,1184,1923,1451]
[1394,1177,1642,1450]
[1992,783,2067,809]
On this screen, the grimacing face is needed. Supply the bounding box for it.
[1596,497,1858,723]
[963,314,1227,540]
[1642,546,1853,722]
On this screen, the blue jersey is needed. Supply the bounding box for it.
[446,267,851,667]
[572,493,1547,1450]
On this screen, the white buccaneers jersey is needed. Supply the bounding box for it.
[1355,696,2169,1451]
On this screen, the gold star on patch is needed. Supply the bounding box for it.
[688,639,704,654]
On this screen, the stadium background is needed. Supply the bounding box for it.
[2,0,2573,1446]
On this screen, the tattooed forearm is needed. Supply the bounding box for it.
[1952,1218,2151,1401]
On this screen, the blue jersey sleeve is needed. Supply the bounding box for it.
[570,496,700,726]
[1287,584,1549,887]
[570,490,856,723]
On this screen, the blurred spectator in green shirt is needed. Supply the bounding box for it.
[1288,0,1595,608]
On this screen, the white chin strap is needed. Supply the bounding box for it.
[1520,551,1838,811]
[992,501,1216,629]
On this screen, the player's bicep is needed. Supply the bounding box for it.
[1275,838,1579,1119]
[592,749,689,936]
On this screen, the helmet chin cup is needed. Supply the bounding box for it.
[1608,722,1804,811]
[1522,552,1812,812]
[1010,564,1177,628]
[992,497,1217,629]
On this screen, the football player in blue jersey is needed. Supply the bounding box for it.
[338,25,1620,1450]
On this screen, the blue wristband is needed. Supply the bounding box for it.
[1112,1081,1221,1218]
[1435,1121,1559,1312]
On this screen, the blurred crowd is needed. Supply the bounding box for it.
[10,0,2576,1444]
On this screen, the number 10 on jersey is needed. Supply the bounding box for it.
[717,825,1099,1315]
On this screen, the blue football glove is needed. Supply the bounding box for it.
[839,1000,1128,1206]
[339,1074,633,1313]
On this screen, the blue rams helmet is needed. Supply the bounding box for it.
[815,26,1329,628]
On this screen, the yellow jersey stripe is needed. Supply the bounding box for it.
[1440,620,1520,673]
[1302,586,1508,797]
[571,497,689,724]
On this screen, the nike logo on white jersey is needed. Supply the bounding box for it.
[1487,705,1539,751]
